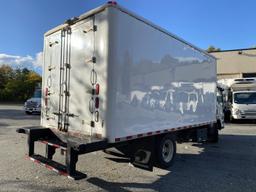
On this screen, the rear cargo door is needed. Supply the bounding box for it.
[67,18,97,135]
[44,17,96,135]
[43,30,62,128]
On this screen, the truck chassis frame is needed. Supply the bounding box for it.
[17,127,108,180]
[17,122,218,180]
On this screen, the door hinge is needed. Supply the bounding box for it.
[65,63,71,69]
[53,112,62,116]
[66,113,78,118]
[48,65,56,71]
[65,17,79,25]
[83,25,97,33]
[85,56,96,64]
[64,91,70,97]
[49,41,59,47]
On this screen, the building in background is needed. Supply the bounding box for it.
[210,48,256,79]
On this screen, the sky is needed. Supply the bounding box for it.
[0,0,255,73]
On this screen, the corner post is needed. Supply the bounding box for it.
[27,134,34,156]
[46,145,56,159]
[66,146,78,175]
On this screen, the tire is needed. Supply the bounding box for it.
[224,111,230,122]
[156,134,176,169]
[229,114,234,123]
[207,124,219,143]
[25,111,32,115]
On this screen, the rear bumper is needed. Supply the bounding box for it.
[233,114,256,120]
[24,107,41,113]
[16,126,108,180]
[17,127,108,153]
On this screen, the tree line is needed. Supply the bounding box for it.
[0,65,42,102]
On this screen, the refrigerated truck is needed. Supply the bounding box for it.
[17,2,218,179]
[218,78,256,121]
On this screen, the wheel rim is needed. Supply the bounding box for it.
[162,139,174,163]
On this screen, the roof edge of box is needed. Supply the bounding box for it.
[44,4,112,37]
[44,2,215,60]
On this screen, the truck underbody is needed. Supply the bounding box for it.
[17,122,219,180]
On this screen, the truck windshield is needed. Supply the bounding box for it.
[33,90,42,98]
[234,92,256,104]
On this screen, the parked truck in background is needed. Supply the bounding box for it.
[24,85,42,114]
[218,78,256,121]
[216,85,225,128]
[17,2,220,179]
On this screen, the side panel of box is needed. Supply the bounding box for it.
[106,7,216,142]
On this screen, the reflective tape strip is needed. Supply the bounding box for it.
[26,156,74,180]
[114,121,215,142]
[39,140,66,150]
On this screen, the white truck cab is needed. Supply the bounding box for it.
[231,91,256,120]
[218,78,256,121]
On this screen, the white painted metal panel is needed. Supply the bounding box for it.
[68,18,95,135]
[41,31,62,128]
[41,4,216,143]
[106,7,216,142]
[41,11,109,140]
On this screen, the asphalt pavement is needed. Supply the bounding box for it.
[0,104,255,192]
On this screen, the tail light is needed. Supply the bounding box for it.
[95,84,100,95]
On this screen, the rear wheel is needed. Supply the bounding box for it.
[224,110,230,122]
[156,134,176,168]
[229,114,234,123]
[207,124,219,143]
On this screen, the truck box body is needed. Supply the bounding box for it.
[41,4,216,143]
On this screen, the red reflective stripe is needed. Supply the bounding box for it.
[45,164,53,170]
[59,171,69,176]
[41,140,48,145]
[34,159,40,164]
[114,122,213,142]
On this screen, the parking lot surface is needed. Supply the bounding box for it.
[0,104,255,192]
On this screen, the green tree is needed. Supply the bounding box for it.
[0,65,41,102]
[0,65,13,89]
[206,46,221,53]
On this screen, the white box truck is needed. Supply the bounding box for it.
[17,2,219,179]
[218,78,256,121]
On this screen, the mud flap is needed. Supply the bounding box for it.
[196,128,208,142]
[130,137,155,171]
